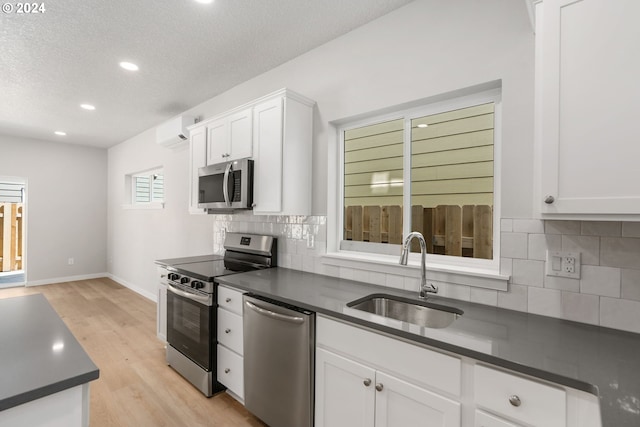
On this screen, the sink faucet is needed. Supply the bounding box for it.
[399,231,438,299]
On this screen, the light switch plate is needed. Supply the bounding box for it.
[546,250,581,279]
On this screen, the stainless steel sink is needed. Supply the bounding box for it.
[347,294,463,329]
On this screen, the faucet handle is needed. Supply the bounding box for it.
[420,282,438,298]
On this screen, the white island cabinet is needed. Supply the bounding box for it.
[315,315,602,427]
[535,0,640,219]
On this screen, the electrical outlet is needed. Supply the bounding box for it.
[546,251,580,279]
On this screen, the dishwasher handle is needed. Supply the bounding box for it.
[244,300,305,324]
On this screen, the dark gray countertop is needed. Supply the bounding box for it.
[215,267,640,427]
[0,294,99,411]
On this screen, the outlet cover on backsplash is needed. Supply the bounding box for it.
[546,250,581,279]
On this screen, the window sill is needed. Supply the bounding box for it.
[122,202,164,210]
[322,251,509,291]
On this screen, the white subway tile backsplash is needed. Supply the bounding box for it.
[545,220,581,235]
[561,292,599,325]
[600,297,640,334]
[437,283,471,301]
[528,233,561,261]
[622,222,640,238]
[498,284,528,312]
[513,219,544,233]
[470,287,498,306]
[580,265,621,298]
[600,237,640,269]
[501,218,513,233]
[544,275,580,293]
[528,287,563,318]
[501,232,528,259]
[621,269,640,302]
[385,274,405,290]
[512,259,544,287]
[561,235,600,265]
[581,221,621,237]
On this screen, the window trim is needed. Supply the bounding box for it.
[326,85,507,288]
[122,167,165,210]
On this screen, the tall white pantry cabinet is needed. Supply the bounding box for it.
[535,0,640,220]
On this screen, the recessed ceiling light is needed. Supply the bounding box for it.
[417,124,428,128]
[194,0,214,4]
[80,104,96,111]
[54,131,67,136]
[119,61,139,71]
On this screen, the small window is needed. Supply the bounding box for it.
[134,172,164,204]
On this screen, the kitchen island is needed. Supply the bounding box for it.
[217,267,640,427]
[0,294,99,427]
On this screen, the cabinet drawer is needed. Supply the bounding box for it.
[217,308,243,355]
[218,285,244,314]
[217,345,244,400]
[474,364,566,427]
[317,316,461,396]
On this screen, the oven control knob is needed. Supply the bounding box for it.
[180,277,190,285]
[167,273,179,281]
[192,281,204,289]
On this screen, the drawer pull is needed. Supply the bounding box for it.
[363,378,372,387]
[224,368,230,374]
[225,298,231,303]
[509,395,522,407]
[225,328,231,334]
[375,383,384,392]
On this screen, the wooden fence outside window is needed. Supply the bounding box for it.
[0,203,24,272]
[344,204,493,259]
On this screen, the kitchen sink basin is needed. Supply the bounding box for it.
[346,294,463,329]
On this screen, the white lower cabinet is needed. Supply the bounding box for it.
[216,285,245,401]
[474,410,521,427]
[316,349,460,427]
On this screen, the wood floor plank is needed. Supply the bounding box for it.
[0,278,267,427]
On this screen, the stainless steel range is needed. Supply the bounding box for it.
[164,233,276,396]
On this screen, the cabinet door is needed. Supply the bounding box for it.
[227,108,253,160]
[315,348,376,427]
[475,410,522,427]
[189,126,207,214]
[537,0,640,216]
[206,119,227,165]
[252,97,283,214]
[375,371,461,427]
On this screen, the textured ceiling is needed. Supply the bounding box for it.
[0,0,414,148]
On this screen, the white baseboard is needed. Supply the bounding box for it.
[27,273,109,287]
[107,274,157,302]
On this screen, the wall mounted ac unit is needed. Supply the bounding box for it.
[156,116,196,149]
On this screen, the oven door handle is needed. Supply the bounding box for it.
[223,162,232,207]
[244,300,305,324]
[167,284,211,306]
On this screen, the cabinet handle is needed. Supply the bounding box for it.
[363,378,372,387]
[544,195,555,204]
[225,328,231,334]
[224,368,230,374]
[226,298,231,303]
[375,383,384,392]
[509,395,522,407]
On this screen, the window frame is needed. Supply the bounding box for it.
[326,86,506,284]
[122,167,165,210]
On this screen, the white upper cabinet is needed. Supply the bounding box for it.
[535,0,640,219]
[252,90,314,215]
[206,107,253,165]
[189,125,207,214]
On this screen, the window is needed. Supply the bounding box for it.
[133,172,164,204]
[123,168,164,209]
[336,87,501,274]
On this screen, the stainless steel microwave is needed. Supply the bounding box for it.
[198,159,254,211]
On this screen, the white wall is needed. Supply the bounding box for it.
[0,135,107,283]
[107,129,214,299]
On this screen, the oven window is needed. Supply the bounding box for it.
[167,291,212,370]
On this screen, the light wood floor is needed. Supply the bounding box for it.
[0,278,267,427]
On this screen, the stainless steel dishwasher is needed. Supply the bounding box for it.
[243,294,315,427]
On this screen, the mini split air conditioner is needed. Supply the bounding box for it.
[156,116,196,149]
